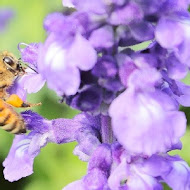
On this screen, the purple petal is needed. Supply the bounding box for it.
[92,56,117,78]
[110,1,143,25]
[108,159,129,190]
[63,180,85,190]
[109,88,186,156]
[98,77,123,92]
[89,25,114,49]
[22,111,87,144]
[126,172,162,190]
[39,32,97,96]
[62,0,75,8]
[127,68,161,90]
[83,168,108,189]
[8,78,27,100]
[175,37,190,66]
[166,54,188,80]
[67,33,97,71]
[71,0,106,14]
[132,53,158,69]
[155,17,184,49]
[21,111,49,132]
[70,85,103,112]
[129,21,155,41]
[117,55,137,87]
[3,133,48,182]
[162,156,190,190]
[19,71,45,94]
[139,154,172,177]
[73,127,101,161]
[88,144,112,174]
[116,26,140,46]
[141,154,190,189]
[18,43,40,68]
[74,113,101,130]
[43,12,88,36]
[44,12,65,32]
[83,144,112,189]
[38,35,80,96]
[174,81,190,107]
[4,111,100,181]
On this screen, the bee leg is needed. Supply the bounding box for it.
[2,120,26,134]
[10,125,26,134]
[6,94,41,108]
[1,123,14,131]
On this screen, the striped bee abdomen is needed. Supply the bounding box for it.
[0,99,26,134]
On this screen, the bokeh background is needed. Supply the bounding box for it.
[0,1,189,189]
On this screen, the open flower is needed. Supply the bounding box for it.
[109,68,186,156]
[3,111,101,181]
[38,12,97,96]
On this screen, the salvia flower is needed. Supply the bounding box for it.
[3,0,190,189]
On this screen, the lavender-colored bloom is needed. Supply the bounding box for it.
[164,53,188,80]
[109,68,186,156]
[8,78,27,100]
[18,43,40,67]
[117,54,137,87]
[92,56,117,79]
[89,25,114,49]
[64,142,190,190]
[63,144,112,190]
[38,12,97,96]
[110,1,143,25]
[108,145,190,190]
[62,0,107,15]
[69,85,103,112]
[3,111,102,181]
[155,13,190,66]
[9,43,46,97]
[0,8,14,31]
[4,0,190,189]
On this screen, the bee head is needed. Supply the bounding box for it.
[2,55,25,76]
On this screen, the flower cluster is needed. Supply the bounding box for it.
[3,0,190,189]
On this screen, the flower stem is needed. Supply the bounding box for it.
[101,115,115,144]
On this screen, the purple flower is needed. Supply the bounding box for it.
[0,8,14,31]
[18,43,40,68]
[5,0,190,189]
[108,145,190,190]
[38,12,97,96]
[64,142,190,190]
[68,85,103,112]
[109,68,186,156]
[63,144,112,190]
[3,111,102,181]
[62,0,107,14]
[155,13,190,66]
[8,43,46,97]
[89,25,114,49]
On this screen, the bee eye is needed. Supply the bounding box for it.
[3,57,14,66]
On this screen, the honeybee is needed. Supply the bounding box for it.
[0,51,40,134]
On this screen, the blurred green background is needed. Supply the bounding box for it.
[0,1,190,190]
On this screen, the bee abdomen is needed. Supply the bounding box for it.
[1,120,26,134]
[0,100,26,134]
[0,112,11,126]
